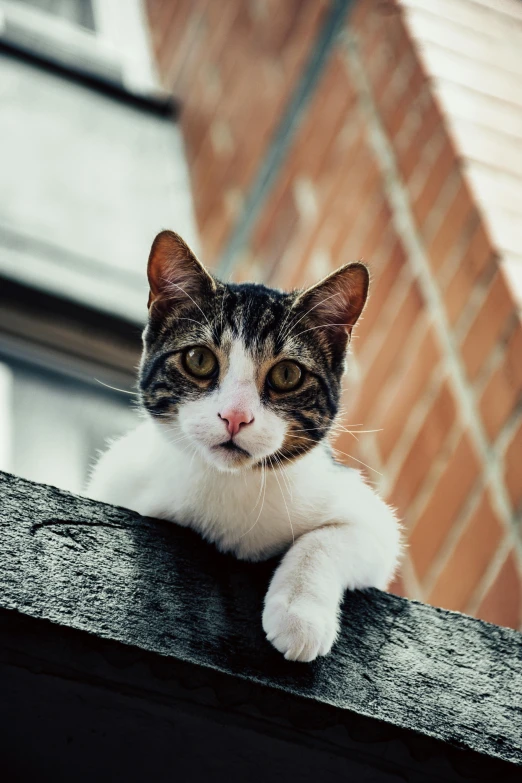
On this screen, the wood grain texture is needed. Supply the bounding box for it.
[0,470,520,775]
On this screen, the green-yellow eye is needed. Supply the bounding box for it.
[267,361,302,392]
[183,346,218,379]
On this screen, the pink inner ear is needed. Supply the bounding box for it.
[147,230,214,309]
[300,263,369,336]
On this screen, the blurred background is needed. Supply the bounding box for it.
[0,0,520,630]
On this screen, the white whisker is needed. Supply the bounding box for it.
[94,379,137,396]
[292,323,348,339]
[270,455,294,545]
[274,452,293,500]
[331,447,382,476]
[161,432,193,449]
[239,458,267,539]
[219,289,227,336]
[285,434,382,476]
[280,291,343,342]
[161,278,218,341]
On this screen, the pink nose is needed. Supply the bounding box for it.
[218,409,254,437]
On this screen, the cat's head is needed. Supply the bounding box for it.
[139,231,368,472]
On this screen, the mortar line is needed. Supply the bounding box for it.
[343,31,521,563]
[216,0,355,279]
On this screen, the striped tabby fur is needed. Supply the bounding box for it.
[87,231,401,662]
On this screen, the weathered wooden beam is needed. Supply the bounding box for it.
[0,470,520,781]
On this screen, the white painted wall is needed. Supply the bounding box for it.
[0,55,198,323]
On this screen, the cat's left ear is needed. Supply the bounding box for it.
[147,230,216,310]
[294,262,369,344]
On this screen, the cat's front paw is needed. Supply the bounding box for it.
[262,594,338,662]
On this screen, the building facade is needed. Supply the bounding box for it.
[145,0,522,629]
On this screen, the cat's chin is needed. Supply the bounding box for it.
[200,443,256,473]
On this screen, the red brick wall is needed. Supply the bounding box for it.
[147,0,330,261]
[146,0,522,630]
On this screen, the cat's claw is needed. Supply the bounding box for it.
[262,595,338,662]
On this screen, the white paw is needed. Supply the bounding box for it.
[262,594,339,662]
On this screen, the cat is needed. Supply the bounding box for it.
[87,230,402,662]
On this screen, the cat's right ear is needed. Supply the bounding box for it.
[147,230,216,310]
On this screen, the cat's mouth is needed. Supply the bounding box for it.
[214,439,251,457]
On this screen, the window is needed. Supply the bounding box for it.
[0,0,197,492]
[12,1,96,30]
[0,355,136,494]
[0,0,160,92]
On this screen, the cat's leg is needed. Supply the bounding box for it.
[262,490,401,662]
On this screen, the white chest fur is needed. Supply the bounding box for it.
[88,419,349,560]
[87,417,401,661]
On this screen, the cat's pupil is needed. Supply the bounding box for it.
[184,346,217,378]
[268,360,301,392]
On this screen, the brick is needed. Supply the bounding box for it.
[479,364,519,443]
[335,190,388,262]
[315,116,365,203]
[388,68,426,141]
[260,127,372,286]
[329,161,383,258]
[375,324,441,462]
[356,198,393,261]
[355,239,407,347]
[256,187,300,279]
[476,549,522,631]
[425,181,475,274]
[356,1,410,103]
[410,137,457,230]
[387,570,406,597]
[253,50,352,220]
[427,492,504,613]
[264,0,326,58]
[166,6,219,92]
[153,0,197,83]
[395,96,442,185]
[479,324,522,441]
[355,281,424,423]
[409,432,480,583]
[388,381,457,514]
[389,76,425,149]
[200,208,234,264]
[504,416,522,512]
[372,15,417,108]
[251,167,296,259]
[379,54,425,141]
[151,0,329,252]
[304,54,358,184]
[180,99,211,169]
[442,219,495,326]
[279,2,329,76]
[350,0,382,33]
[460,271,515,382]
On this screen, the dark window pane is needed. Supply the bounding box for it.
[0,355,137,494]
[11,0,96,31]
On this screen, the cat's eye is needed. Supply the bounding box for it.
[183,346,218,379]
[267,361,302,392]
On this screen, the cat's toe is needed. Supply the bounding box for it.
[262,596,338,662]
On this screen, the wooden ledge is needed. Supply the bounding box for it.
[0,471,520,781]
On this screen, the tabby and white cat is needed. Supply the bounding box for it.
[87,230,401,662]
